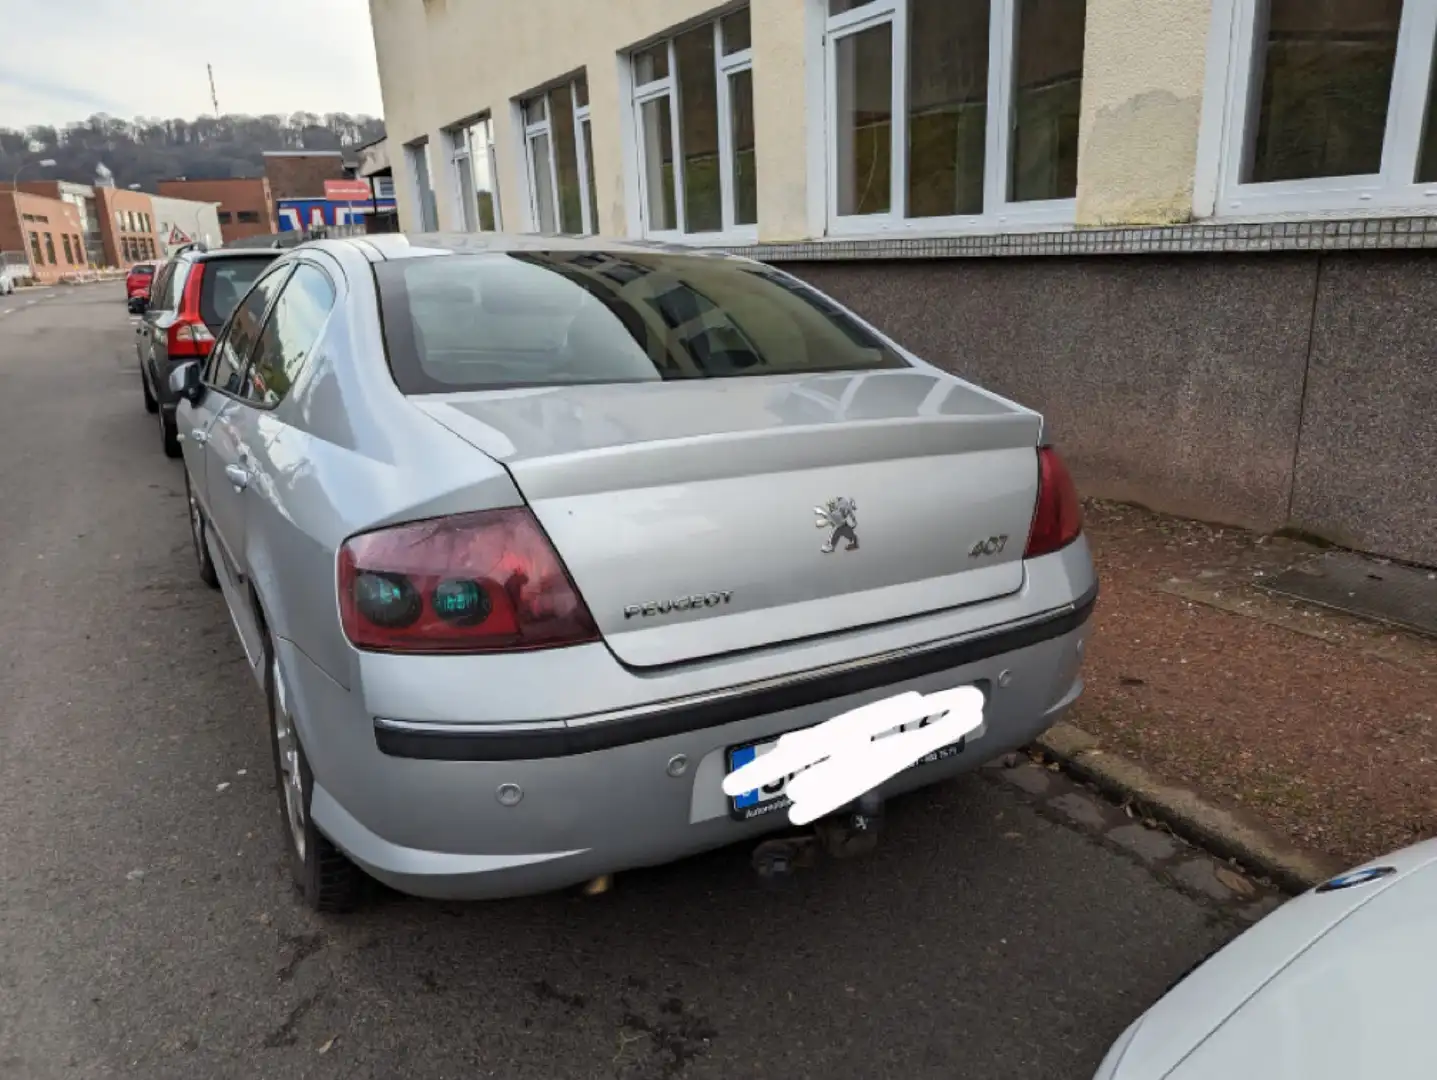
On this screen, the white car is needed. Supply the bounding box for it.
[0,266,19,295]
[1095,838,1437,1080]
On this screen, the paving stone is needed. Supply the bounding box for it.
[997,763,1052,797]
[1048,792,1108,831]
[1170,859,1240,902]
[1108,823,1180,863]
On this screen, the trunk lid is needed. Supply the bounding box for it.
[415,370,1042,668]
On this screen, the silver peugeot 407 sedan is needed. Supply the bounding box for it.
[170,233,1097,911]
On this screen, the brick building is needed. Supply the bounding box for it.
[92,186,161,267]
[262,151,350,199]
[156,177,276,243]
[0,189,89,283]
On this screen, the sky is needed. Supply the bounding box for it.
[0,0,384,131]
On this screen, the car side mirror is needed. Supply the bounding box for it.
[169,361,204,405]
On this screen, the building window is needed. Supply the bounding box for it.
[630,9,757,240]
[28,232,42,265]
[520,74,597,234]
[43,233,56,265]
[446,115,501,231]
[73,235,84,263]
[405,138,439,231]
[218,211,233,224]
[1207,0,1437,217]
[62,234,74,263]
[373,175,396,200]
[237,210,261,223]
[822,0,1085,234]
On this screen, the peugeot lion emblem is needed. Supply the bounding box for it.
[815,497,859,553]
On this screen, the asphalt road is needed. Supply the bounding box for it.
[1,285,1240,1080]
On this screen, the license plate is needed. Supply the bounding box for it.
[725,708,971,822]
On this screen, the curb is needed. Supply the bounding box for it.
[1032,722,1346,894]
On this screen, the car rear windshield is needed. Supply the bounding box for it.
[199,257,275,329]
[373,251,909,393]
[131,264,154,275]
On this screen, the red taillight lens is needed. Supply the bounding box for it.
[337,508,599,653]
[1025,447,1083,558]
[167,318,214,357]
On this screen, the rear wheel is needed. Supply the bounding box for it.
[185,472,219,589]
[158,406,181,458]
[141,366,158,414]
[264,633,365,912]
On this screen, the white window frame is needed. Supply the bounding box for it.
[821,0,1080,238]
[1199,0,1437,220]
[405,138,438,231]
[520,79,596,235]
[445,116,502,232]
[629,13,759,245]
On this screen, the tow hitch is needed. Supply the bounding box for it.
[750,793,885,885]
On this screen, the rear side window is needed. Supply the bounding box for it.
[203,265,291,395]
[200,257,275,329]
[244,264,336,407]
[131,264,154,275]
[374,251,908,393]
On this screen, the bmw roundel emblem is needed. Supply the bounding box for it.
[1315,866,1397,893]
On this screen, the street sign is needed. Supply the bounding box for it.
[324,179,372,201]
[168,225,191,245]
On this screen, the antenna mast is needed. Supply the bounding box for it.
[207,64,220,117]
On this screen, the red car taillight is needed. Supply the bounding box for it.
[337,508,599,653]
[166,263,212,358]
[1024,446,1083,558]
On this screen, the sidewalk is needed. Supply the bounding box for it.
[1069,500,1437,868]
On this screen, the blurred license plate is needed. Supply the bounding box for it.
[725,712,968,822]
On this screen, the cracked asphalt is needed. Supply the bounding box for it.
[2,285,1250,1080]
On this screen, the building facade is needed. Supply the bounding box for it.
[149,194,223,256]
[262,151,351,200]
[93,186,161,267]
[0,190,89,282]
[156,178,278,243]
[368,0,1437,566]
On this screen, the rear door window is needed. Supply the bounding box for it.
[200,257,276,330]
[374,251,908,394]
[243,264,337,407]
[203,264,292,396]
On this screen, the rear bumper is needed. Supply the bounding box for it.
[280,575,1096,901]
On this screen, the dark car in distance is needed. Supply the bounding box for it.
[136,247,279,456]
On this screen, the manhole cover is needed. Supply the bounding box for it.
[1259,551,1437,637]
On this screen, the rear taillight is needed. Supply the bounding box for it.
[167,262,212,358]
[338,508,599,653]
[167,319,214,358]
[1024,446,1083,558]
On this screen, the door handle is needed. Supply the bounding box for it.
[224,463,250,490]
[189,429,209,446]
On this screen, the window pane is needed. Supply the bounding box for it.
[835,23,893,216]
[722,8,751,53]
[471,119,498,230]
[375,252,910,393]
[1248,0,1401,183]
[676,24,723,233]
[550,81,585,234]
[908,0,988,217]
[1010,0,1085,201]
[529,133,558,232]
[523,95,546,125]
[829,0,869,14]
[575,73,590,108]
[641,96,679,230]
[582,118,600,232]
[730,69,758,225]
[634,43,669,84]
[248,265,336,407]
[456,153,478,230]
[1418,54,1437,181]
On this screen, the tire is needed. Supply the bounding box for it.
[141,366,158,414]
[184,471,219,589]
[158,406,181,458]
[264,632,365,913]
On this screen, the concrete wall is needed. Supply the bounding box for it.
[790,252,1437,567]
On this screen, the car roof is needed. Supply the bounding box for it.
[310,231,750,264]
